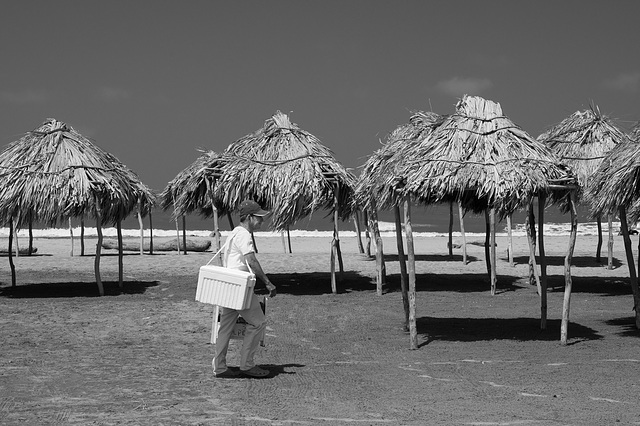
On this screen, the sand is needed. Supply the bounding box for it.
[1,233,639,425]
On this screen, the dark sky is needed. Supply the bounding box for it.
[2,0,639,193]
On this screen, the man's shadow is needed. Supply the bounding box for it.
[228,363,304,379]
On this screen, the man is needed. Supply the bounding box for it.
[213,200,277,378]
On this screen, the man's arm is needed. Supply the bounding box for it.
[245,252,276,297]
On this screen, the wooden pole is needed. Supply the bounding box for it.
[596,217,603,263]
[404,197,418,350]
[538,193,548,330]
[507,214,514,266]
[28,213,33,256]
[527,202,537,286]
[182,215,187,255]
[208,185,221,264]
[364,210,371,258]
[69,217,74,257]
[354,210,365,254]
[334,185,344,276]
[458,202,467,265]
[251,232,259,253]
[227,212,235,230]
[80,217,85,256]
[560,191,578,345]
[281,231,287,253]
[137,209,144,255]
[490,208,497,295]
[370,198,386,292]
[607,214,614,270]
[448,201,454,257]
[174,214,180,255]
[95,198,104,297]
[619,207,640,329]
[148,212,154,255]
[8,220,16,287]
[13,219,19,259]
[395,205,409,329]
[287,227,292,253]
[484,210,491,277]
[117,219,124,289]
[525,201,542,295]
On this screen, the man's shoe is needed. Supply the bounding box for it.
[214,369,240,378]
[240,366,270,378]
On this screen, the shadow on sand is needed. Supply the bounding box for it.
[605,317,640,338]
[382,272,523,294]
[417,317,602,346]
[512,255,623,268]
[0,281,160,298]
[383,254,479,263]
[266,271,375,295]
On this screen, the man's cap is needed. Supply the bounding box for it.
[238,200,269,217]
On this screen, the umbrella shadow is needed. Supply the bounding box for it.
[417,317,602,346]
[512,255,623,268]
[266,271,375,295]
[545,276,634,296]
[383,273,522,294]
[605,317,640,338]
[0,280,159,298]
[383,254,479,263]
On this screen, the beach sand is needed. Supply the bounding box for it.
[1,233,639,424]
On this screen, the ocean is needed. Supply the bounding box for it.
[0,203,617,239]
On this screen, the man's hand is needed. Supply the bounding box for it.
[266,282,277,298]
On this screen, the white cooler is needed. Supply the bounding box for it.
[195,265,256,310]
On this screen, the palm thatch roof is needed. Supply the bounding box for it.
[399,95,574,215]
[537,106,631,197]
[587,139,640,222]
[631,122,640,142]
[0,118,155,228]
[355,111,445,211]
[160,150,230,219]
[216,111,356,231]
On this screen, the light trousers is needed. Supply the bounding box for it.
[213,293,266,374]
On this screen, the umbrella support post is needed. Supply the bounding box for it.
[619,207,640,329]
[395,205,409,329]
[607,215,614,270]
[28,214,33,256]
[95,199,104,297]
[80,217,85,256]
[148,213,154,255]
[596,217,602,263]
[404,197,418,350]
[527,203,537,287]
[69,218,74,257]
[182,216,187,255]
[117,219,124,289]
[354,210,364,254]
[490,208,497,295]
[561,191,578,344]
[507,214,514,266]
[525,203,542,296]
[370,202,386,293]
[363,210,371,258]
[448,202,454,258]
[8,220,16,287]
[538,194,548,329]
[137,210,144,255]
[458,202,467,265]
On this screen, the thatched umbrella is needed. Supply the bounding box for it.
[396,95,576,347]
[587,139,640,329]
[538,106,631,267]
[216,111,356,292]
[160,150,231,259]
[0,118,154,295]
[355,111,445,328]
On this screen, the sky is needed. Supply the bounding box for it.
[2,0,640,196]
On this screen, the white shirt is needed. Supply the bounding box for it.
[223,226,254,272]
